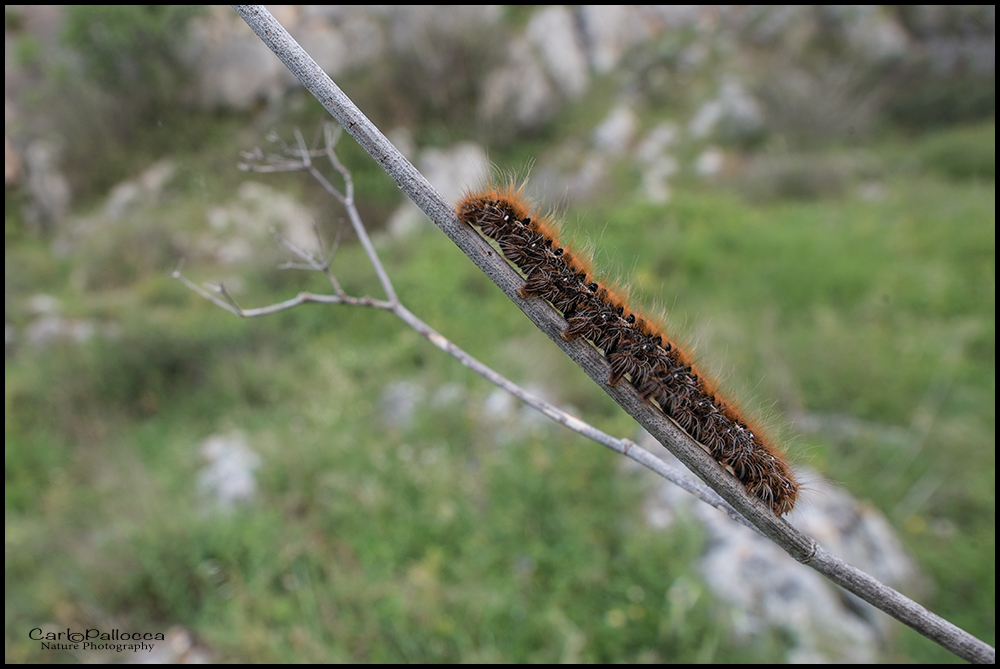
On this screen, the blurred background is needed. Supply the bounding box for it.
[5,5,994,663]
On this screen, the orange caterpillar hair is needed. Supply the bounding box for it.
[456,182,798,515]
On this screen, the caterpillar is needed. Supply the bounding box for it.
[456,182,799,515]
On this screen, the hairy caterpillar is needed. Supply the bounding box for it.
[456,183,799,515]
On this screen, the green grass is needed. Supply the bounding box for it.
[5,121,995,662]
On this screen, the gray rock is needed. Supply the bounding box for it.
[197,432,261,513]
[637,430,925,663]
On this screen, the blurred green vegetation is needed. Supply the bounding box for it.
[49,6,208,200]
[6,117,994,662]
[62,5,205,110]
[4,6,995,663]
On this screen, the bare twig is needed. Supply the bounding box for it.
[180,130,756,532]
[224,5,994,664]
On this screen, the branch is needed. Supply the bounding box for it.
[181,128,756,532]
[228,5,994,664]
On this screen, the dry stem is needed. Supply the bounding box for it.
[177,127,758,532]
